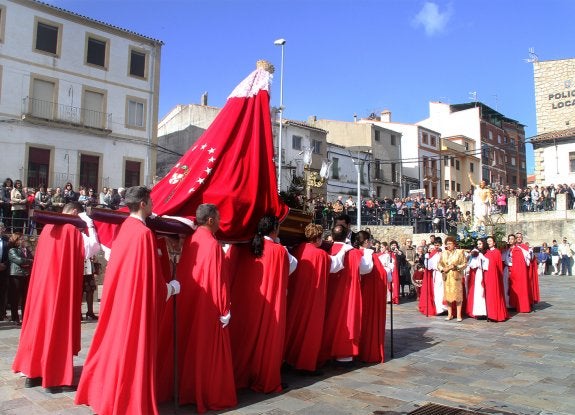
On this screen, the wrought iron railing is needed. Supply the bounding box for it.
[22,97,112,130]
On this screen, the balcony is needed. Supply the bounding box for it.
[422,167,439,182]
[22,97,112,134]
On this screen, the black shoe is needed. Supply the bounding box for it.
[25,377,42,388]
[295,369,324,377]
[46,385,76,393]
[85,313,98,321]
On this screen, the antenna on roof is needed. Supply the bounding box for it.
[524,47,538,63]
[469,91,478,103]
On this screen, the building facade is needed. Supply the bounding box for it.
[372,111,441,198]
[531,57,575,185]
[441,135,480,198]
[0,0,162,189]
[418,101,527,189]
[311,117,401,200]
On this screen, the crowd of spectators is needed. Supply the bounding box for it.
[0,177,127,235]
[311,182,575,232]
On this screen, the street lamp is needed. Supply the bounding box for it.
[274,38,286,193]
[348,146,372,231]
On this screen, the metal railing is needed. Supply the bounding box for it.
[22,97,112,130]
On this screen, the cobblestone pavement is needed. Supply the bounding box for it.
[1,275,574,415]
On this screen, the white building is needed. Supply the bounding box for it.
[0,0,162,189]
[531,57,575,185]
[373,111,441,198]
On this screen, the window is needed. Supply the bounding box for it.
[422,133,428,144]
[292,135,302,150]
[374,130,380,141]
[444,155,449,166]
[332,157,339,179]
[86,35,108,68]
[450,157,454,167]
[126,97,146,128]
[512,175,517,187]
[31,77,56,119]
[34,19,61,56]
[129,48,147,78]
[125,160,141,187]
[430,135,436,147]
[470,162,474,173]
[497,135,502,144]
[0,5,6,43]
[391,134,396,146]
[376,186,381,198]
[456,183,461,192]
[80,154,100,189]
[374,159,382,179]
[570,152,575,173]
[444,180,449,191]
[489,131,493,141]
[465,142,469,150]
[27,147,50,188]
[312,139,321,154]
[451,180,455,191]
[391,163,397,182]
[82,89,105,128]
[511,157,516,166]
[455,160,460,170]
[521,161,526,169]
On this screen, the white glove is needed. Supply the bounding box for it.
[220,311,231,328]
[78,212,94,228]
[166,280,180,300]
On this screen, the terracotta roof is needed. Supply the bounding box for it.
[529,127,575,143]
[32,0,164,45]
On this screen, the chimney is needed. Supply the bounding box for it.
[308,115,317,124]
[353,114,357,122]
[201,92,208,106]
[381,110,391,123]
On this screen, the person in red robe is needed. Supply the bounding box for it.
[516,232,540,305]
[12,202,100,390]
[284,224,349,373]
[507,234,532,313]
[483,236,509,322]
[157,203,236,413]
[75,187,180,415]
[355,231,387,364]
[226,215,297,393]
[320,225,373,366]
[418,242,441,316]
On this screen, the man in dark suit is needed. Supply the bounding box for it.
[0,222,9,320]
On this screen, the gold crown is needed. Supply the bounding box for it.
[256,60,275,74]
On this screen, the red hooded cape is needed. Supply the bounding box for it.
[149,65,288,243]
[75,217,167,415]
[12,224,84,388]
[508,245,532,313]
[157,226,236,413]
[418,250,438,316]
[483,248,509,322]
[358,250,387,363]
[227,239,290,393]
[320,244,363,362]
[284,242,331,371]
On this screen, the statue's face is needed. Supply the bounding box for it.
[480,181,486,188]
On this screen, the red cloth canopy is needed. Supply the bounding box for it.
[150,65,288,242]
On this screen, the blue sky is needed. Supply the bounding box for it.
[44,0,575,174]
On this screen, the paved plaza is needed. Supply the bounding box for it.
[0,275,574,415]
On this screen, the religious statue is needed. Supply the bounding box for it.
[468,173,492,229]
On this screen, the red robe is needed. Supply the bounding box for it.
[517,243,540,305]
[284,242,330,371]
[389,252,400,304]
[75,217,167,415]
[157,226,236,412]
[12,224,84,388]
[508,245,532,313]
[418,251,438,316]
[227,239,290,393]
[358,250,387,363]
[483,248,509,322]
[320,243,362,362]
